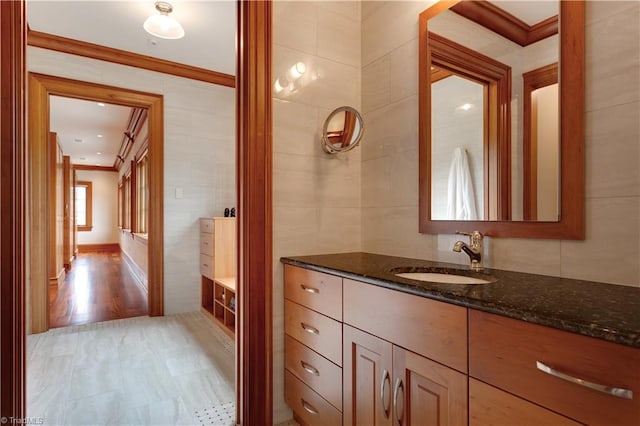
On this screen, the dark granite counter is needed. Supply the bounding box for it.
[281,252,640,348]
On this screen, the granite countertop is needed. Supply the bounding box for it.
[281,252,640,349]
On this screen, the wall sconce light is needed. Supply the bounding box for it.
[144,1,185,40]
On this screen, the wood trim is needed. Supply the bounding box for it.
[78,243,120,253]
[450,0,558,47]
[425,32,512,221]
[75,180,93,232]
[0,0,26,418]
[28,73,164,336]
[121,249,148,293]
[27,29,236,88]
[523,63,559,221]
[418,1,584,239]
[236,0,273,424]
[73,164,117,172]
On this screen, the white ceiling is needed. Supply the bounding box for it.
[29,1,236,169]
[26,0,237,75]
[490,1,558,26]
[50,96,133,167]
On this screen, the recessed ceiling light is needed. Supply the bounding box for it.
[97,152,102,155]
[97,134,103,138]
[456,103,475,112]
[97,103,105,107]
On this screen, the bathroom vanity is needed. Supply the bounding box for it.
[281,252,640,426]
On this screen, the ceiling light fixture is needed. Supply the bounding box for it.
[97,134,103,138]
[143,1,185,40]
[97,102,105,107]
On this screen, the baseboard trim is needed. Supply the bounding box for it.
[121,249,148,293]
[78,243,120,253]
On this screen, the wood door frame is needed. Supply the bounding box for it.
[236,1,273,424]
[0,0,26,417]
[28,73,164,333]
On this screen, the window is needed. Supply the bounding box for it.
[123,171,131,230]
[136,150,149,234]
[75,181,92,231]
[118,180,124,228]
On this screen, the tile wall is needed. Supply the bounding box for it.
[27,46,236,314]
[360,0,640,287]
[272,1,362,422]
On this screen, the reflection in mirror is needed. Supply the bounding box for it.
[321,106,364,154]
[418,0,585,239]
[426,1,559,222]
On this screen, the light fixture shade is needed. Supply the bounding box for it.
[143,2,185,40]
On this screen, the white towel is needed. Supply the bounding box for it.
[446,148,478,220]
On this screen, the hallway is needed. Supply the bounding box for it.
[49,252,148,328]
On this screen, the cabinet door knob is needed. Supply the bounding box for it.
[536,361,633,399]
[301,398,319,415]
[393,377,404,426]
[301,360,320,376]
[381,369,391,419]
[300,284,319,294]
[300,322,319,335]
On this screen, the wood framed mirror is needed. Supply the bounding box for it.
[418,0,584,239]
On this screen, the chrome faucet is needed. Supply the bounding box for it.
[453,231,484,271]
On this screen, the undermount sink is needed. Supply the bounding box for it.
[391,267,496,285]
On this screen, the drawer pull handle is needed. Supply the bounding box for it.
[301,322,319,335]
[300,284,319,294]
[381,369,391,419]
[536,361,633,400]
[301,398,319,415]
[301,360,320,376]
[393,377,404,425]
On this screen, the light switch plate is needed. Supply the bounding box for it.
[175,187,183,199]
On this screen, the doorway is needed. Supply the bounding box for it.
[28,73,165,334]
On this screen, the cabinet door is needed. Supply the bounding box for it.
[343,325,393,426]
[393,346,467,426]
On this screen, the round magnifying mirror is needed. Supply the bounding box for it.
[321,106,364,154]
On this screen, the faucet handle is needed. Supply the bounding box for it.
[456,231,472,236]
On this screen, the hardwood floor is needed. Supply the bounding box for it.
[49,251,148,328]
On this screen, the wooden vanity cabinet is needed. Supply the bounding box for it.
[343,279,468,426]
[284,266,344,425]
[469,310,640,426]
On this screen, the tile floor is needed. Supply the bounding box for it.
[27,312,235,426]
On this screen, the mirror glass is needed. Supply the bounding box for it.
[321,106,364,153]
[426,1,559,222]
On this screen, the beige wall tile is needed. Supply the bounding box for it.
[561,197,639,286]
[585,6,640,112]
[361,95,418,161]
[273,99,319,156]
[317,0,361,21]
[362,55,390,113]
[273,1,317,54]
[390,38,419,102]
[586,0,639,25]
[273,45,360,110]
[585,102,640,198]
[317,7,361,67]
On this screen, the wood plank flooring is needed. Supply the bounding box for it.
[49,251,148,328]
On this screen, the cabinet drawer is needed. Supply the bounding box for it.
[285,335,342,411]
[470,378,580,426]
[343,278,468,373]
[200,254,214,280]
[200,218,214,234]
[285,370,342,426]
[200,232,214,256]
[285,300,342,366]
[470,310,640,426]
[284,265,342,320]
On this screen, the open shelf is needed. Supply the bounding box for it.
[201,275,236,336]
